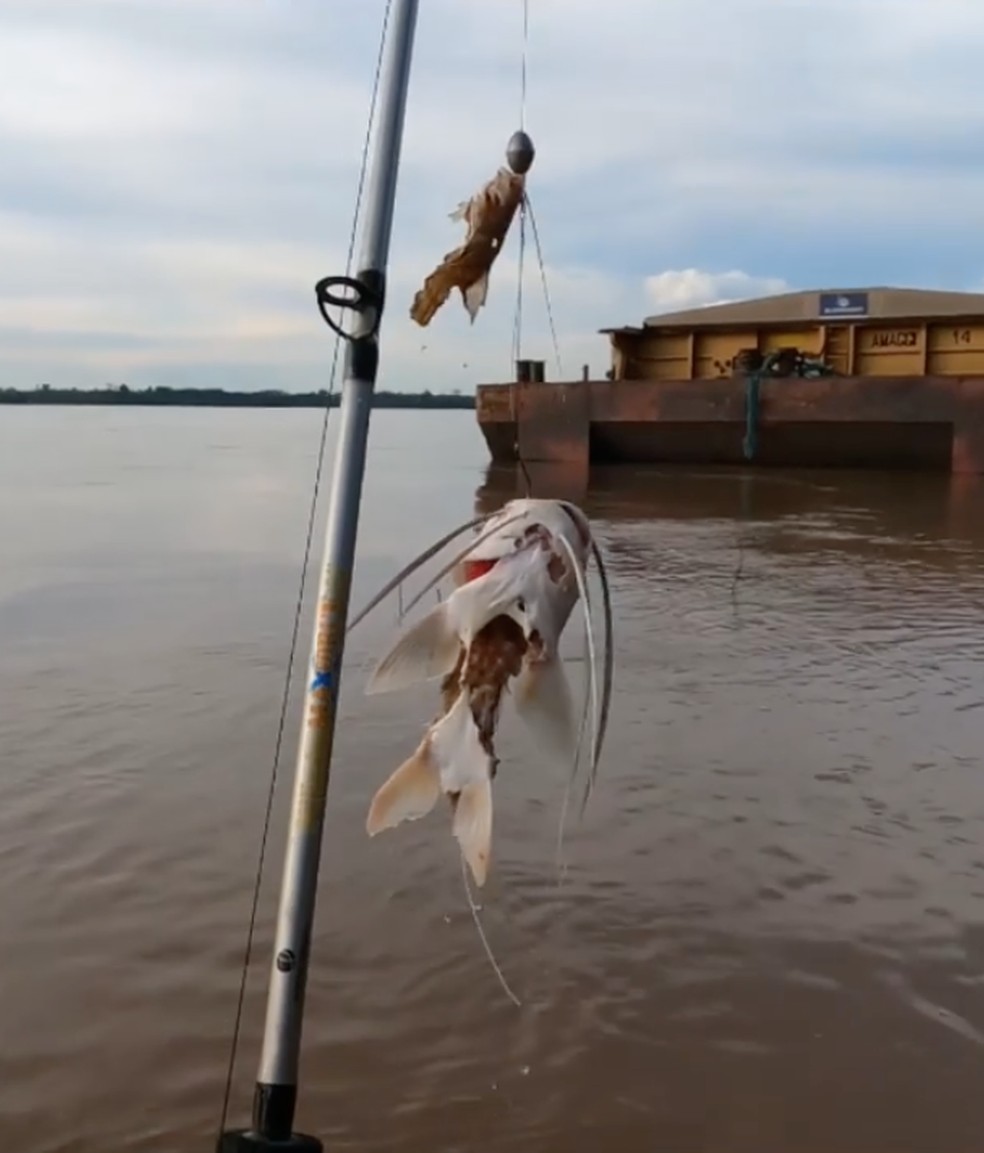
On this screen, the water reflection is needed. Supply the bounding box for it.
[476,463,984,576]
[2,412,984,1152]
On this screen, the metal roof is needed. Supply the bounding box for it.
[599,286,984,336]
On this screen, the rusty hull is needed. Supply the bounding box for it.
[474,375,984,474]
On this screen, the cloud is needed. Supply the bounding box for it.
[1,0,984,391]
[644,271,793,315]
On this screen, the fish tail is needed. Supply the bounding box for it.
[461,273,490,323]
[365,691,497,886]
[429,693,496,887]
[366,736,442,835]
[452,777,493,889]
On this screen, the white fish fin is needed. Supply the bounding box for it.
[462,273,490,323]
[365,738,441,835]
[394,509,530,624]
[428,693,492,793]
[366,602,460,695]
[513,657,577,763]
[453,778,493,888]
[428,694,495,887]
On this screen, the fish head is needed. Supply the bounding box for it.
[505,499,592,556]
[456,502,539,580]
[452,502,591,651]
[556,501,592,550]
[496,543,581,658]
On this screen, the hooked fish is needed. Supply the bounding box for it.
[364,498,595,887]
[409,165,526,328]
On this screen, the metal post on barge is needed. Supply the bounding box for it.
[217,1,420,1148]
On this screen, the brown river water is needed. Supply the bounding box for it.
[2,407,984,1153]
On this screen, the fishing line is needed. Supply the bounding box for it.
[460,852,523,1008]
[511,200,527,377]
[510,195,534,502]
[511,0,530,371]
[475,0,534,983]
[519,0,529,131]
[214,0,395,1138]
[552,533,600,875]
[730,535,746,606]
[471,0,609,993]
[555,635,591,883]
[524,194,563,381]
[730,475,754,607]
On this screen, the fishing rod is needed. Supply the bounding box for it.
[216,0,557,1143]
[217,1,420,1148]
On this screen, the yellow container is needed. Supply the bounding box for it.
[603,287,984,381]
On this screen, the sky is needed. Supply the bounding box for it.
[2,0,984,395]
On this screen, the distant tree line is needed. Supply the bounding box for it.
[0,383,475,409]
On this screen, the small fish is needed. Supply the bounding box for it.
[364,498,593,886]
[409,165,526,328]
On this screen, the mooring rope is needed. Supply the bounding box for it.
[214,0,395,1138]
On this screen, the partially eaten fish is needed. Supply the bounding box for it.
[361,498,611,887]
[409,165,526,328]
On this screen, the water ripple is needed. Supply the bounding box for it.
[2,416,984,1151]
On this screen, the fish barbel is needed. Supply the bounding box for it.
[364,498,592,886]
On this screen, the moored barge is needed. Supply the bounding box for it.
[475,286,984,474]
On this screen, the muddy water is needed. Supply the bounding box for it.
[2,407,984,1152]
